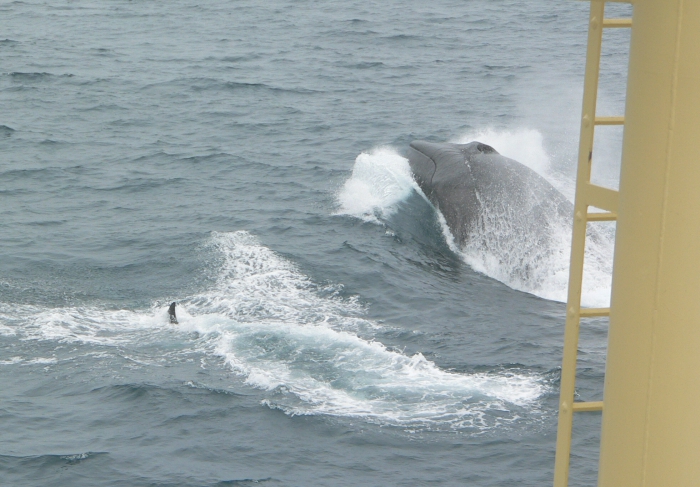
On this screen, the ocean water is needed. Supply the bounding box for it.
[0,1,632,485]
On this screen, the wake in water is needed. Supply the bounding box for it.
[337,129,614,307]
[0,231,547,432]
[180,232,546,431]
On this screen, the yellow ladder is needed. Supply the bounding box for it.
[553,2,632,486]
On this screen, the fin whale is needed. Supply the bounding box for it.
[406,140,573,248]
[168,302,178,324]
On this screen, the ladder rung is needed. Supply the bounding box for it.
[584,183,619,213]
[595,116,625,125]
[587,211,617,221]
[572,401,604,412]
[602,18,632,28]
[580,308,610,317]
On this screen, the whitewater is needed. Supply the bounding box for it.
[3,231,547,431]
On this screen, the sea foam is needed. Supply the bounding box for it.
[0,231,548,431]
[178,231,546,430]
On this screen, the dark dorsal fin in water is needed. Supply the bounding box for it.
[168,302,178,324]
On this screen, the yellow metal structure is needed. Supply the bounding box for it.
[599,0,700,485]
[553,2,627,485]
[554,0,700,485]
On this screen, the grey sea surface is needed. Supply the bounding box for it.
[1,1,631,485]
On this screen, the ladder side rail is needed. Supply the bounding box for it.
[553,2,606,486]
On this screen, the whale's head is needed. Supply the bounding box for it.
[405,138,574,251]
[407,140,498,189]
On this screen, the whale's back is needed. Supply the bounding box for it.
[407,140,573,248]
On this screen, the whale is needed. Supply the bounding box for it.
[406,140,573,248]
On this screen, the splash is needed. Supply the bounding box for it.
[454,127,552,176]
[453,127,576,199]
[458,194,613,307]
[453,128,614,307]
[335,147,419,223]
[338,131,614,307]
[0,231,548,431]
[179,231,546,430]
